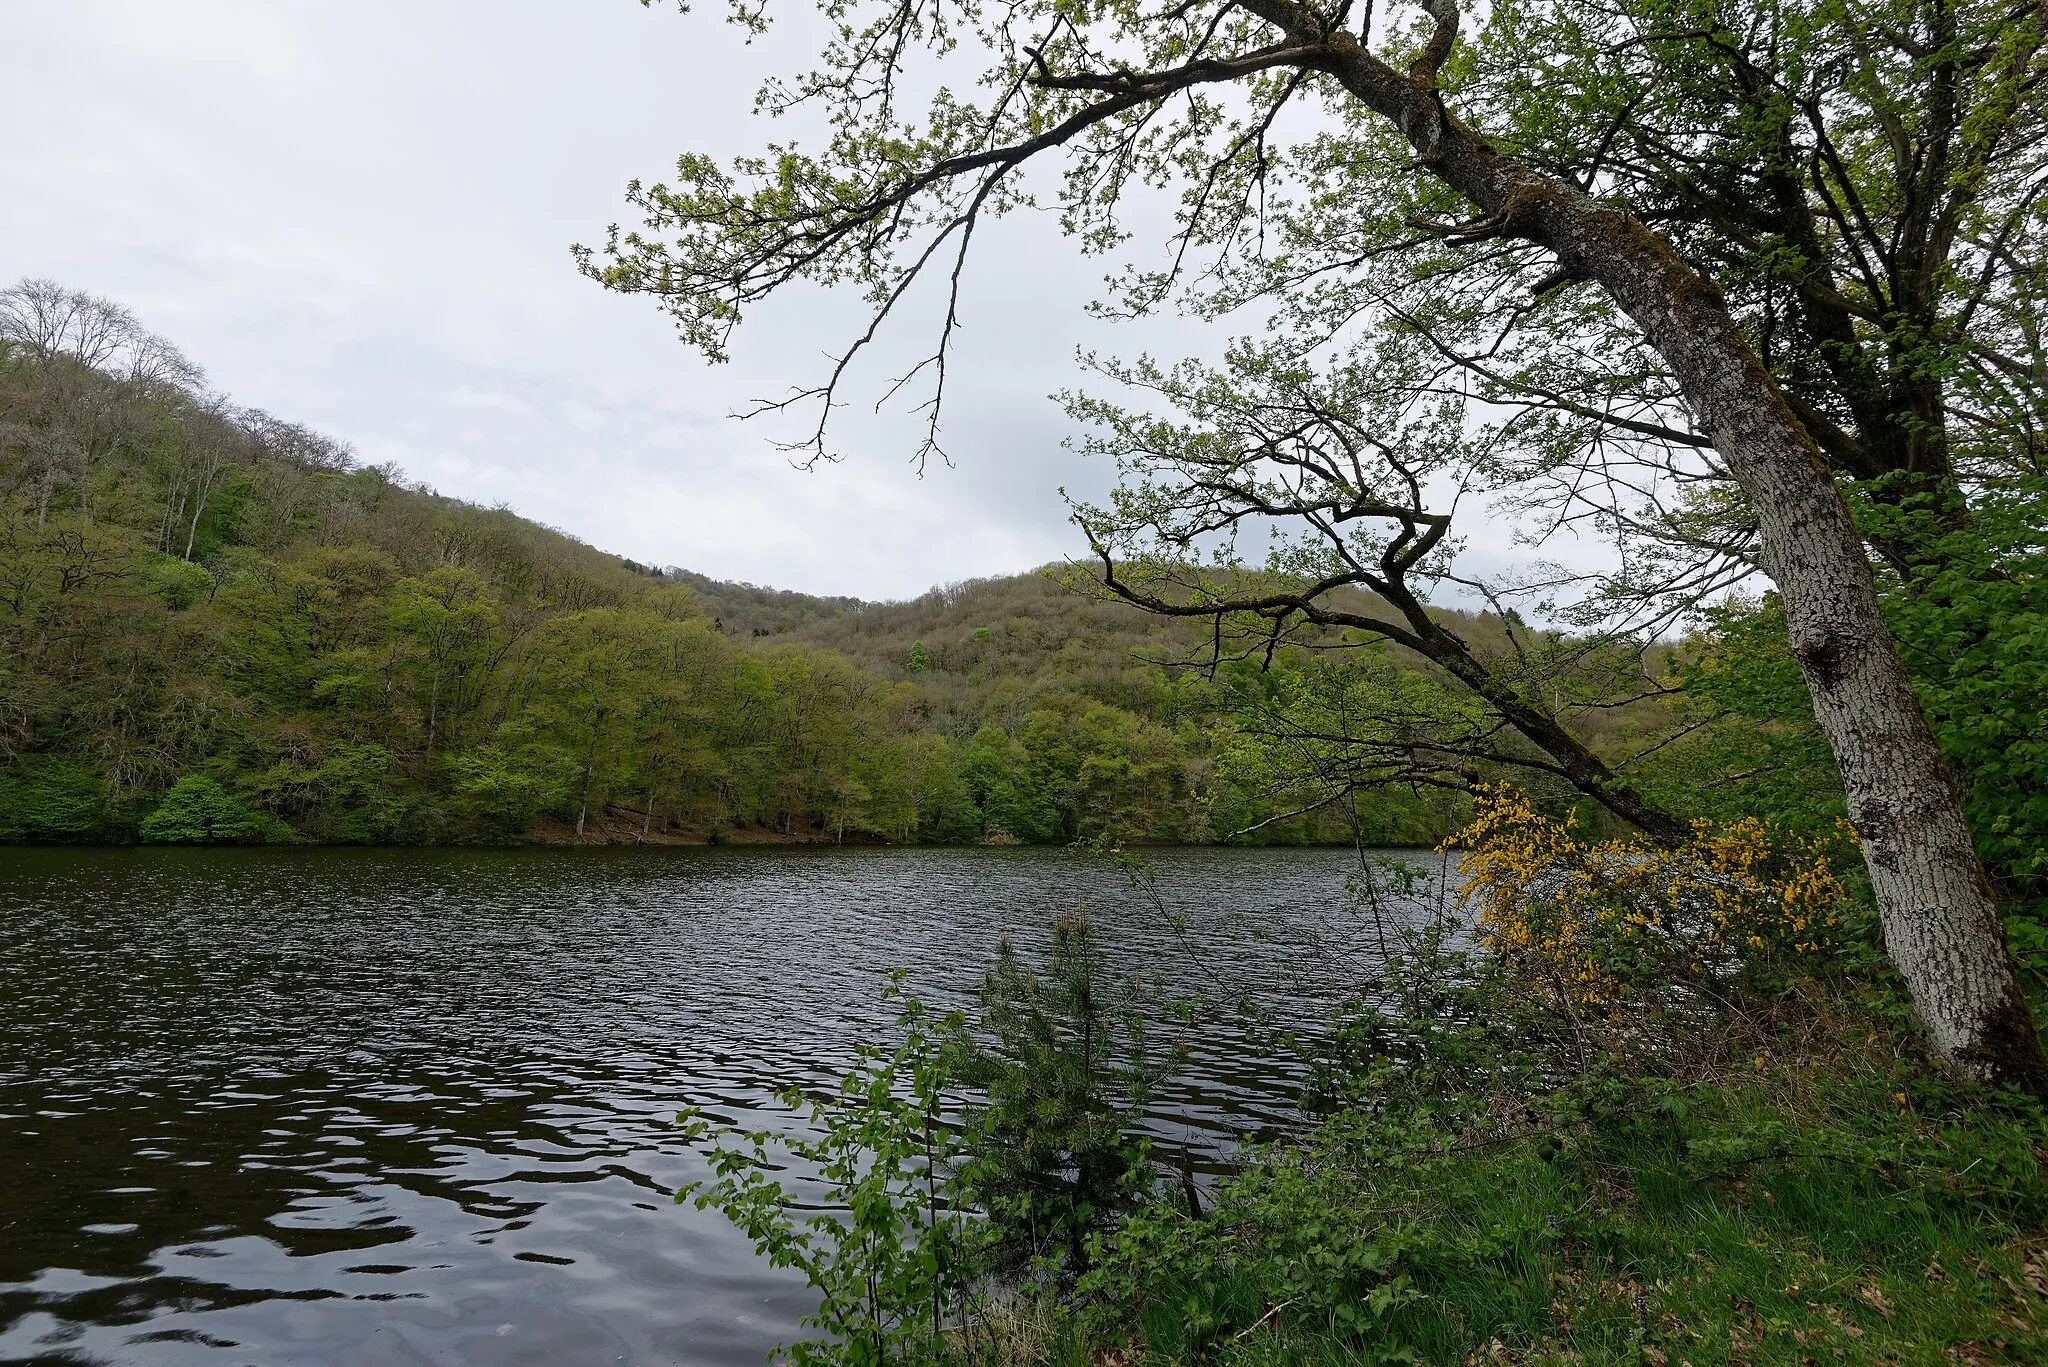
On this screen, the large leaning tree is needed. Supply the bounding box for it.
[582,0,2048,1091]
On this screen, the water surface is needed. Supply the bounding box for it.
[0,845,1440,1366]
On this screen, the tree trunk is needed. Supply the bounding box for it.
[1556,217,2044,1090]
[1304,20,2048,1093]
[576,706,607,839]
[183,481,205,560]
[424,661,441,758]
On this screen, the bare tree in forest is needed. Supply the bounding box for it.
[1,279,206,531]
[582,0,2048,1089]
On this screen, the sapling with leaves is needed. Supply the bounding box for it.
[677,930,1179,1363]
[677,979,974,1367]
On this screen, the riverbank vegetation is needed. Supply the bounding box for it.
[692,795,2048,1365]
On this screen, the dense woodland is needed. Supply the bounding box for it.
[2,274,2032,977]
[0,281,1486,847]
[0,282,1835,854]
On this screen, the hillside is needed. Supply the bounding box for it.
[659,567,866,639]
[1,283,1488,846]
[4,279,1776,851]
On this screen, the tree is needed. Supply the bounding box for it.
[521,607,685,837]
[139,775,268,844]
[585,0,2048,1088]
[949,912,1171,1279]
[0,279,203,529]
[960,724,1060,841]
[388,567,503,758]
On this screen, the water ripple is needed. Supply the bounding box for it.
[0,845,1442,1366]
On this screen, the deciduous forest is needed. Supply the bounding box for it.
[2,279,1453,848]
[3,272,2038,960]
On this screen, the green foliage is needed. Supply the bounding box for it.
[1653,595,1848,835]
[1076,1037,2048,1365]
[9,306,1389,849]
[1873,477,2048,925]
[1659,514,2048,970]
[243,742,407,843]
[680,981,972,1367]
[301,743,404,843]
[673,854,2048,1367]
[1672,597,1810,723]
[1036,879,2048,1364]
[950,912,1173,1281]
[449,745,568,836]
[1304,904,1545,1125]
[682,925,1180,1366]
[1207,652,1477,845]
[142,553,215,609]
[138,775,271,844]
[958,725,1059,843]
[0,757,105,841]
[1085,1144,1421,1361]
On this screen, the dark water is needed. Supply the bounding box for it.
[0,845,1445,1367]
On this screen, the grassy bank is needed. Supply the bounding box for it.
[689,799,2048,1367]
[1012,994,2048,1365]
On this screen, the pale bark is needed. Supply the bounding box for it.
[1257,2,2048,1091]
[576,705,608,840]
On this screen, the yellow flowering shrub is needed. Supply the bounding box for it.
[1448,786,1852,1016]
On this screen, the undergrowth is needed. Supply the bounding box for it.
[686,790,2048,1366]
[1057,996,2048,1366]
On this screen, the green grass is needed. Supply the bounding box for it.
[994,1004,2048,1366]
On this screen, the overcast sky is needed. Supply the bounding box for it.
[2,1,1216,600]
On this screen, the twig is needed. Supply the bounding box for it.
[1233,1297,1299,1340]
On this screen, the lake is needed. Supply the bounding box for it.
[0,845,1449,1367]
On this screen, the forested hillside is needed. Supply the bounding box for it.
[2,279,1898,858]
[0,282,1491,846]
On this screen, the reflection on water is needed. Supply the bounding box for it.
[0,845,1444,1366]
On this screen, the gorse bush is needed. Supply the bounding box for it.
[1454,785,1854,1021]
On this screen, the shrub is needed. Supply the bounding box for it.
[680,982,975,1367]
[139,776,270,844]
[950,910,1173,1282]
[142,554,216,609]
[1453,785,1852,1023]
[681,921,1177,1366]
